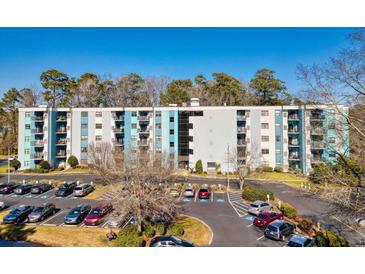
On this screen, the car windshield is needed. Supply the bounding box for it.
[185,188,193,191]
[287,241,302,247]
[11,209,21,214]
[267,225,277,232]
[258,214,268,219]
[70,210,80,215]
[250,204,259,208]
[34,207,44,213]
[89,209,100,215]
[75,187,82,190]
[171,237,182,245]
[199,189,208,192]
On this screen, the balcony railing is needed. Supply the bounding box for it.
[32,128,44,134]
[34,116,44,121]
[311,157,324,163]
[56,151,66,157]
[288,114,299,120]
[56,139,67,145]
[310,114,325,120]
[114,116,124,121]
[56,116,67,121]
[237,115,247,121]
[138,140,150,146]
[31,153,44,160]
[288,128,299,133]
[113,127,124,133]
[56,127,66,133]
[288,154,300,160]
[288,140,300,146]
[138,116,150,121]
[31,140,44,147]
[237,139,247,146]
[311,128,326,135]
[311,141,325,149]
[138,128,150,134]
[237,127,246,133]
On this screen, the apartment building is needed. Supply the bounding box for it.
[17,100,349,174]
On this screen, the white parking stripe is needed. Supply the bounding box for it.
[256,235,265,241]
[39,210,64,226]
[211,192,214,202]
[194,191,198,202]
[247,224,253,228]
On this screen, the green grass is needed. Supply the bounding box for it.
[63,167,92,173]
[0,165,14,174]
[248,172,308,188]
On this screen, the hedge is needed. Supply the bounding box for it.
[167,223,184,236]
[242,186,274,202]
[297,217,313,234]
[262,166,273,172]
[279,202,299,219]
[315,230,349,247]
[142,222,156,238]
[274,166,283,172]
[116,225,144,247]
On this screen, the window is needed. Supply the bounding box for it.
[155,136,162,142]
[131,123,137,129]
[275,110,281,116]
[25,112,31,117]
[328,123,336,129]
[170,129,174,135]
[276,149,282,155]
[25,149,30,155]
[25,124,30,129]
[207,162,216,169]
[156,124,161,129]
[81,147,87,153]
[81,135,88,141]
[329,151,336,158]
[261,123,269,129]
[189,136,193,142]
[276,136,281,142]
[25,136,30,142]
[169,142,174,147]
[132,111,137,117]
[24,161,30,167]
[189,123,193,129]
[96,123,102,129]
[275,124,280,129]
[261,110,269,116]
[189,149,194,154]
[169,117,174,123]
[328,137,336,143]
[81,112,88,117]
[95,112,102,117]
[95,135,102,141]
[261,149,269,155]
[261,136,269,142]
[155,111,161,117]
[81,123,88,129]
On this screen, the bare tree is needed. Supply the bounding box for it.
[71,74,104,107]
[20,87,40,107]
[88,142,180,231]
[143,76,170,106]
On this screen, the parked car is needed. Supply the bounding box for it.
[3,205,34,224]
[198,185,211,199]
[0,183,17,194]
[287,234,315,247]
[183,185,195,198]
[356,217,365,227]
[31,183,53,194]
[264,220,296,241]
[55,182,77,197]
[64,204,91,224]
[28,203,56,223]
[150,236,194,247]
[169,185,180,198]
[253,211,283,228]
[14,184,32,195]
[248,201,272,215]
[74,183,94,197]
[84,203,113,226]
[106,213,136,228]
[0,201,5,211]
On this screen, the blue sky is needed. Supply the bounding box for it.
[0,28,354,96]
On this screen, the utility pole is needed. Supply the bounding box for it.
[226,144,230,190]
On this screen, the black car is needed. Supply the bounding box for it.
[14,184,32,195]
[55,182,77,197]
[31,184,53,194]
[64,204,91,224]
[3,205,34,224]
[0,183,17,194]
[28,203,56,223]
[150,236,194,247]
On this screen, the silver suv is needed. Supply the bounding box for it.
[74,183,94,197]
[264,220,295,241]
[248,201,272,215]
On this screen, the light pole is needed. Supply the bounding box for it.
[7,142,16,184]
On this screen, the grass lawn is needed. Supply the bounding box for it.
[176,215,212,246]
[0,165,14,174]
[248,172,309,188]
[63,167,93,173]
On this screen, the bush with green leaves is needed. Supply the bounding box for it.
[195,160,203,174]
[242,186,274,202]
[39,160,51,172]
[262,166,273,172]
[142,222,156,238]
[274,166,283,173]
[10,159,21,171]
[315,230,349,247]
[154,223,166,236]
[167,223,184,236]
[294,168,302,175]
[67,155,79,168]
[297,217,313,234]
[255,167,263,173]
[116,225,144,247]
[279,202,298,219]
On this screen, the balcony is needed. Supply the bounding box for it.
[56,139,67,146]
[310,114,325,120]
[237,115,247,121]
[138,140,150,146]
[311,141,325,149]
[56,116,67,122]
[114,116,124,121]
[311,156,324,163]
[288,114,299,120]
[138,116,150,122]
[113,127,124,134]
[138,128,150,135]
[34,116,44,122]
[32,128,44,134]
[56,127,66,134]
[288,127,300,134]
[31,152,44,160]
[288,140,300,146]
[237,139,247,146]
[237,154,246,160]
[237,127,246,134]
[56,151,66,158]
[311,128,326,135]
[31,140,44,147]
[288,154,300,161]
[113,140,124,146]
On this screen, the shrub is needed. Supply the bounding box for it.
[295,168,302,175]
[39,160,51,171]
[242,186,274,202]
[54,166,64,172]
[297,217,313,234]
[142,222,156,238]
[67,155,79,168]
[262,166,273,172]
[116,225,144,247]
[255,167,263,173]
[274,166,283,173]
[195,160,203,174]
[210,184,217,192]
[203,171,208,175]
[280,202,298,219]
[10,159,21,171]
[315,230,349,247]
[154,223,166,236]
[217,171,222,175]
[167,223,184,236]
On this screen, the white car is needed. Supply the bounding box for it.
[0,201,5,210]
[248,200,272,215]
[183,185,195,198]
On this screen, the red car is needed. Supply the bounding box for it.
[198,186,211,199]
[253,211,283,228]
[84,203,113,226]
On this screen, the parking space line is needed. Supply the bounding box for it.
[194,191,198,202]
[39,210,64,226]
[332,216,365,238]
[256,235,265,241]
[247,224,253,227]
[211,192,214,202]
